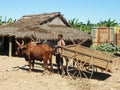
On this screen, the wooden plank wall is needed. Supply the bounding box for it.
[114,27,120,45]
[91,27,114,46]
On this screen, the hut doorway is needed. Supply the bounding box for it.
[0,36,16,56]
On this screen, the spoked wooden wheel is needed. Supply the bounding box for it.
[67,58,94,79]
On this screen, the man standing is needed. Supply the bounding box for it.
[55,34,65,75]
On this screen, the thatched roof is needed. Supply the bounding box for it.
[0,12,91,41]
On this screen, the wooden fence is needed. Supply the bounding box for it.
[91,27,114,45]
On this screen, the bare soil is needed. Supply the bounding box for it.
[0,56,120,90]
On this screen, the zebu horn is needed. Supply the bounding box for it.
[15,40,20,46]
[22,40,24,45]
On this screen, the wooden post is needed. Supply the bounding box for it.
[9,37,12,57]
[1,37,4,52]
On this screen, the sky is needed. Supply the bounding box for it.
[0,0,120,23]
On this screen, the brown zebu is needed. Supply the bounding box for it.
[15,40,53,74]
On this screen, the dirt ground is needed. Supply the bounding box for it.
[0,55,120,90]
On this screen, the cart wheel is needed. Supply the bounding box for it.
[67,58,94,79]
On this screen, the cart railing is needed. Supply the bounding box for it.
[60,44,120,72]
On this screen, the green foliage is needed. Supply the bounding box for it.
[97,18,119,27]
[91,43,120,54]
[68,18,94,33]
[68,18,81,30]
[0,16,3,25]
[69,18,120,33]
[0,16,16,25]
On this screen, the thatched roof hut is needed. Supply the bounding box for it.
[0,12,91,57]
[0,12,91,41]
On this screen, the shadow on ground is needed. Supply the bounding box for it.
[12,62,111,81]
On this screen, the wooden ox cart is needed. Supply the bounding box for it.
[60,44,120,79]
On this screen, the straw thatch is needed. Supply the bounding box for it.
[0,12,91,41]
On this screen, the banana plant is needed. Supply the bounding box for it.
[69,18,94,33]
[0,16,2,25]
[69,18,81,30]
[97,18,119,27]
[0,16,16,25]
